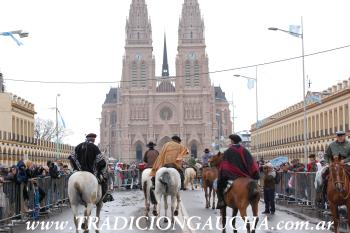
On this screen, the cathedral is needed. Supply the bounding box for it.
[100,0,232,163]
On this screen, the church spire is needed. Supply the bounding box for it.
[178,0,205,45]
[125,0,152,46]
[162,34,169,77]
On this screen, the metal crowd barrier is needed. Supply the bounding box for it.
[0,175,70,231]
[275,172,317,206]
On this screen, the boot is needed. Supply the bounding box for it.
[101,182,109,203]
[178,169,186,190]
[216,179,226,209]
[151,176,155,190]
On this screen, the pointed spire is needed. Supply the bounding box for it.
[162,34,169,77]
[0,72,4,93]
[125,0,152,46]
[178,0,205,45]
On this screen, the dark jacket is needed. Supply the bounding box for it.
[74,141,106,175]
[219,144,260,180]
[143,149,159,168]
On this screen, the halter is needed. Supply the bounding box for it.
[330,162,350,199]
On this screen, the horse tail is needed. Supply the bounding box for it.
[159,171,171,193]
[247,180,259,203]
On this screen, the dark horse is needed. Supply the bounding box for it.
[210,152,260,233]
[327,156,350,233]
[202,161,218,209]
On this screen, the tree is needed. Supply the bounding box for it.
[34,118,71,143]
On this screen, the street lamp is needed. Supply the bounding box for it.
[0,30,29,46]
[233,65,259,159]
[268,17,308,165]
[55,94,60,159]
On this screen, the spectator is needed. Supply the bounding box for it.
[307,154,321,172]
[47,161,60,179]
[290,159,305,172]
[262,163,276,214]
[5,165,17,181]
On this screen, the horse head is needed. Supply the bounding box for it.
[329,158,347,193]
[208,151,223,167]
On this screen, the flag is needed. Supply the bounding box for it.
[57,109,66,128]
[1,32,23,46]
[247,79,255,89]
[289,25,301,38]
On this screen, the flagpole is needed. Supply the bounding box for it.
[56,94,60,160]
[255,65,259,160]
[301,16,308,166]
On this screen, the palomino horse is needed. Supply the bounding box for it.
[68,171,103,233]
[202,159,218,209]
[184,167,197,190]
[210,152,260,233]
[141,168,157,217]
[153,167,181,223]
[327,156,350,233]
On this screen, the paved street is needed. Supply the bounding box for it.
[14,188,333,233]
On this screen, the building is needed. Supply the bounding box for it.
[100,0,232,162]
[251,79,350,163]
[0,76,73,166]
[237,130,251,150]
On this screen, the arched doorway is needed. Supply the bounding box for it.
[136,144,143,162]
[190,144,197,158]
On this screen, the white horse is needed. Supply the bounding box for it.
[154,167,181,223]
[184,167,197,190]
[68,171,103,233]
[141,168,157,217]
[315,166,328,189]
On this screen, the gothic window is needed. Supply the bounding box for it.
[136,144,142,162]
[140,62,147,87]
[131,62,137,87]
[160,107,173,121]
[111,111,117,126]
[194,62,200,86]
[185,61,191,86]
[191,144,197,158]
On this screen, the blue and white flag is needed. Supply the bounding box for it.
[247,79,255,89]
[289,25,301,37]
[57,109,66,128]
[1,32,23,46]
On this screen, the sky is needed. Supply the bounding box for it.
[1,0,350,146]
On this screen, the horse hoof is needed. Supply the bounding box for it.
[81,223,87,230]
[205,206,209,209]
[174,210,179,216]
[212,206,215,210]
[152,210,158,216]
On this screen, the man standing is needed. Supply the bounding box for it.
[68,133,110,203]
[150,136,189,190]
[307,154,321,172]
[143,142,159,169]
[216,134,260,209]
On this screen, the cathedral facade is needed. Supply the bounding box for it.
[100,0,232,162]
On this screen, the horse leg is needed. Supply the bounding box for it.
[170,195,176,223]
[212,186,216,210]
[220,206,227,233]
[346,200,350,233]
[191,177,194,190]
[95,201,103,233]
[71,204,79,233]
[238,207,250,233]
[231,208,238,233]
[174,192,180,217]
[251,200,259,233]
[83,203,93,233]
[329,202,339,233]
[164,195,169,223]
[208,186,212,208]
[204,185,209,208]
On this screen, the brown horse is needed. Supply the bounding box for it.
[327,156,350,233]
[210,152,260,233]
[202,162,218,209]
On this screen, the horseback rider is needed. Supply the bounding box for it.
[202,148,213,168]
[68,133,111,203]
[150,135,189,190]
[321,131,350,196]
[216,134,260,209]
[144,142,159,169]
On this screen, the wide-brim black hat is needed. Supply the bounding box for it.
[204,148,210,153]
[146,142,156,147]
[228,134,242,143]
